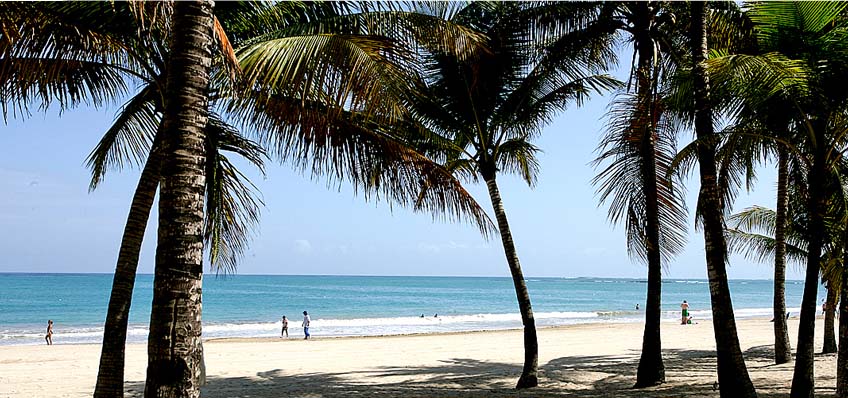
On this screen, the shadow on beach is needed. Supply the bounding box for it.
[122,345,837,397]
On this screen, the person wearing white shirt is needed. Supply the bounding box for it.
[302,311,311,340]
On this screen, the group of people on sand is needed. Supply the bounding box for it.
[280,311,311,340]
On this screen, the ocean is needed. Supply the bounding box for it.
[0,273,824,346]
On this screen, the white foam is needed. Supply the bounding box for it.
[0,307,806,346]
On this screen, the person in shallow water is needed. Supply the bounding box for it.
[302,311,311,340]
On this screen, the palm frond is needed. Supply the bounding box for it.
[496,139,540,187]
[85,83,159,190]
[727,228,808,265]
[592,92,689,264]
[204,113,266,274]
[225,92,497,238]
[237,33,415,123]
[747,1,848,41]
[0,1,157,119]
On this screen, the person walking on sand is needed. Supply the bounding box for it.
[302,311,311,340]
[45,320,53,345]
[681,300,690,325]
[281,315,289,338]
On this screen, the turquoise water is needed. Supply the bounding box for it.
[0,273,823,345]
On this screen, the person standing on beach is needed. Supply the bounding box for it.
[45,320,53,345]
[681,300,689,325]
[281,315,288,338]
[302,311,311,340]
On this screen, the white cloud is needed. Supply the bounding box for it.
[293,239,312,253]
[415,241,480,253]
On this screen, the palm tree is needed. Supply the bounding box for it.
[728,186,847,358]
[742,3,848,396]
[402,2,617,388]
[21,2,493,395]
[591,2,689,387]
[4,2,495,395]
[690,2,757,397]
[773,147,794,362]
[840,233,848,396]
[673,2,808,366]
[822,277,839,354]
[141,1,215,396]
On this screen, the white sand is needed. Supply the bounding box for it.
[0,317,838,397]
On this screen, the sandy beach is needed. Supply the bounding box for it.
[0,317,837,397]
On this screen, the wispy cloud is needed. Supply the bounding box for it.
[293,239,312,253]
[416,241,486,253]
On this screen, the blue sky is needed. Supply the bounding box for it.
[0,65,798,280]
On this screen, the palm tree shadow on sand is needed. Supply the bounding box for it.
[122,345,834,397]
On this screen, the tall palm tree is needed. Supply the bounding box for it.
[840,229,848,396]
[672,2,809,366]
[3,2,495,395]
[591,2,689,387]
[743,3,848,396]
[142,1,215,396]
[12,2,493,395]
[728,181,847,358]
[690,2,757,397]
[403,2,617,388]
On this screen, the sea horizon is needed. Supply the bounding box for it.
[0,271,809,282]
[0,273,824,346]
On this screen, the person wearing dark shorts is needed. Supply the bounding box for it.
[281,315,288,338]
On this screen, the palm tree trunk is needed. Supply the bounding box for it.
[837,266,848,396]
[144,1,213,397]
[632,3,665,387]
[482,171,538,389]
[823,283,838,354]
[94,136,162,398]
[691,4,757,397]
[790,128,826,398]
[773,149,792,364]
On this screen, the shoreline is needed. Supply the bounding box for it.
[1,317,836,397]
[1,313,813,347]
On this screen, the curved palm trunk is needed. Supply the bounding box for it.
[691,4,757,397]
[633,3,665,387]
[837,266,848,396]
[790,127,826,398]
[144,1,213,397]
[823,283,838,354]
[94,139,162,398]
[773,149,792,364]
[482,172,538,389]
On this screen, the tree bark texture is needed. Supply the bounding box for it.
[837,266,848,397]
[144,1,213,397]
[482,172,538,389]
[632,2,665,388]
[691,4,757,398]
[95,136,162,398]
[773,149,792,364]
[790,125,826,398]
[823,283,838,354]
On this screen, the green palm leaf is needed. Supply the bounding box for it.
[205,113,267,274]
[593,92,689,264]
[85,83,160,190]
